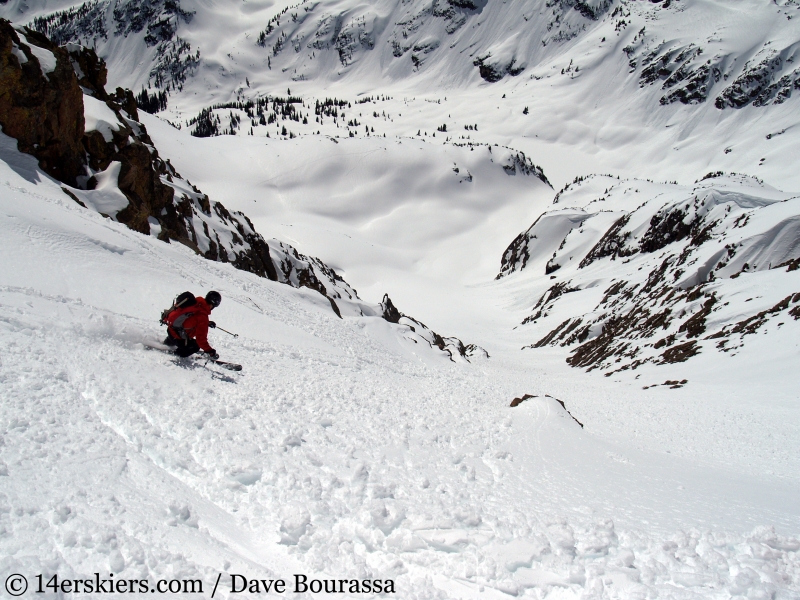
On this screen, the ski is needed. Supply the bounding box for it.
[143,343,241,371]
[208,359,242,372]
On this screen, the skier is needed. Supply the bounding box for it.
[163,291,222,359]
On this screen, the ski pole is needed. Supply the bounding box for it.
[217,326,239,338]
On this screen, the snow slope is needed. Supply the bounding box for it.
[2,125,800,600]
[1,1,800,598]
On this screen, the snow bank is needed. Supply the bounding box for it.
[26,42,56,74]
[75,161,130,217]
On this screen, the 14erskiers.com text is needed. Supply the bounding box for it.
[28,573,395,595]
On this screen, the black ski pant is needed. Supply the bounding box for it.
[175,339,201,358]
[165,333,201,358]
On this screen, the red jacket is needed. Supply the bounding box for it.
[166,297,213,351]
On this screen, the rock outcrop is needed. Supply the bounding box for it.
[0,21,310,292]
[629,28,800,109]
[0,21,86,185]
[379,294,489,363]
[500,174,800,373]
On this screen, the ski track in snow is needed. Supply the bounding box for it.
[2,286,800,600]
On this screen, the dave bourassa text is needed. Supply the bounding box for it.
[230,574,396,595]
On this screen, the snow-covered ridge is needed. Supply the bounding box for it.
[265,240,487,363]
[499,173,800,373]
[379,294,489,363]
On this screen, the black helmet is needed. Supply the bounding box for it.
[205,291,221,308]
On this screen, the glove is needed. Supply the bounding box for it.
[205,349,219,360]
[209,321,216,328]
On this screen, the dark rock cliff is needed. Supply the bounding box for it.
[0,20,280,284]
[0,21,86,185]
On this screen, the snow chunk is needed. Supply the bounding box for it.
[10,42,27,65]
[84,95,121,142]
[147,216,162,238]
[26,43,57,75]
[76,162,130,218]
[229,467,262,486]
[167,503,199,528]
[279,509,310,545]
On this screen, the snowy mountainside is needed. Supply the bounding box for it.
[17,0,199,91]
[8,0,800,106]
[2,125,800,600]
[498,173,800,373]
[1,2,800,596]
[0,22,481,360]
[3,0,800,195]
[2,0,797,114]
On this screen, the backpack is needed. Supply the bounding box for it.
[160,291,198,326]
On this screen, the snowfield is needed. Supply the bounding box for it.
[140,114,554,332]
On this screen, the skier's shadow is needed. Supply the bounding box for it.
[171,359,238,384]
